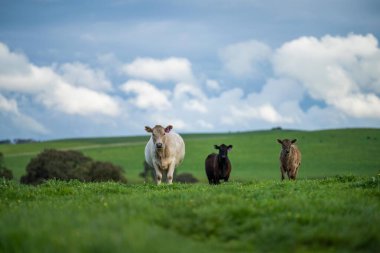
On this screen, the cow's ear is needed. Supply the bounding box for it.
[291,139,297,144]
[165,125,173,133]
[145,126,153,133]
[214,145,220,150]
[277,139,283,144]
[227,145,233,151]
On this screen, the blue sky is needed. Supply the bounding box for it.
[1,0,380,140]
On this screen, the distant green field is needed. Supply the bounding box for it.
[1,128,380,183]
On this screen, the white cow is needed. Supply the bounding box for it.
[144,125,185,184]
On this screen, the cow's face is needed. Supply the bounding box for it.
[145,125,173,149]
[277,139,297,155]
[214,144,233,159]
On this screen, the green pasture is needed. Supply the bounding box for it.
[1,128,379,182]
[0,128,380,253]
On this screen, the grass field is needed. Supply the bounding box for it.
[0,128,380,253]
[1,128,380,182]
[0,177,379,253]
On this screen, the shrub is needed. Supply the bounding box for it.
[20,149,126,185]
[88,161,127,183]
[175,173,198,183]
[0,152,13,180]
[0,167,13,181]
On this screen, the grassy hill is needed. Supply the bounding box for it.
[0,128,379,253]
[1,128,380,182]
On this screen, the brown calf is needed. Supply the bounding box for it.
[277,139,301,180]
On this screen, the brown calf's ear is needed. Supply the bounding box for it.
[214,145,220,150]
[291,139,297,144]
[145,126,153,133]
[277,139,283,144]
[165,125,173,133]
[227,145,233,151]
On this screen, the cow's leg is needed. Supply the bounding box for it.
[289,171,296,180]
[153,164,162,185]
[167,161,176,184]
[206,171,213,184]
[290,166,299,180]
[212,168,219,184]
[280,166,285,181]
[287,170,291,180]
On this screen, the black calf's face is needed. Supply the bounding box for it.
[214,144,233,159]
[277,139,297,155]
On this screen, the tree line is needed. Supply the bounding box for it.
[0,139,40,145]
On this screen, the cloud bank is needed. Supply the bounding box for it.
[0,43,120,118]
[273,34,380,119]
[1,33,380,138]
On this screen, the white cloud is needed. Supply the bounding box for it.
[0,94,18,114]
[120,80,171,109]
[183,99,208,113]
[230,104,294,124]
[205,86,297,128]
[0,94,49,135]
[246,78,304,106]
[122,57,195,83]
[219,40,272,77]
[58,62,113,91]
[148,113,187,130]
[273,33,380,119]
[0,43,30,75]
[165,82,296,131]
[206,79,221,91]
[38,82,120,117]
[173,82,206,100]
[0,42,57,93]
[335,94,380,118]
[0,42,121,122]
[172,82,208,113]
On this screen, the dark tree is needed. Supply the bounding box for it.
[88,161,127,183]
[20,149,126,185]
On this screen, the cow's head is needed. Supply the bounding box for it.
[277,139,297,155]
[145,125,173,149]
[214,144,233,159]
